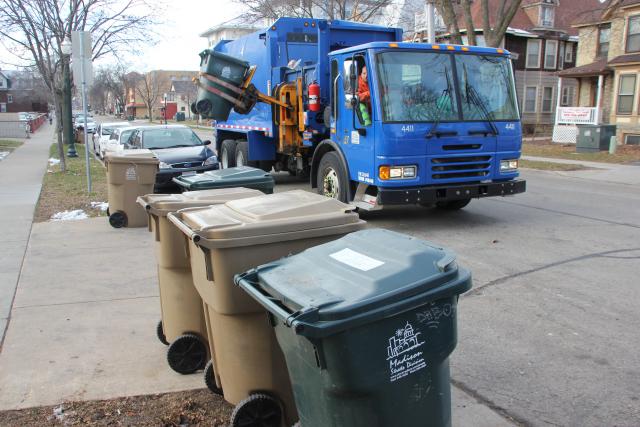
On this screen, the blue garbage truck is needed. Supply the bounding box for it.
[197,17,526,210]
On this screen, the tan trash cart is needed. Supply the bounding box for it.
[105,149,158,228]
[136,188,263,386]
[169,190,365,427]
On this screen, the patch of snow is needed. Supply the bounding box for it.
[0,151,9,161]
[53,405,65,421]
[48,157,61,165]
[51,209,88,221]
[90,201,109,212]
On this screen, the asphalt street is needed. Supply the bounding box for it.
[266,167,640,427]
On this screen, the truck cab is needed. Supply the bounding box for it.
[316,42,525,210]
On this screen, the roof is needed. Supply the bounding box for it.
[199,16,261,37]
[573,0,640,27]
[456,0,606,37]
[171,80,194,94]
[557,58,612,77]
[609,53,640,65]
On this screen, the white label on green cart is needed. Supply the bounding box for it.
[386,321,427,382]
[126,167,136,181]
[329,248,384,271]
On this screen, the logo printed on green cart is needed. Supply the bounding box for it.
[387,322,427,382]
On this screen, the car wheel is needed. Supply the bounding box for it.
[220,140,237,169]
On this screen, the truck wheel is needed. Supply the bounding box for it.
[258,160,274,172]
[220,140,237,169]
[436,199,471,210]
[317,151,348,202]
[235,140,257,167]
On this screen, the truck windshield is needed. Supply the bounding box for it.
[376,51,518,123]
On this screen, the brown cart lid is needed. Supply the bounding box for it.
[105,149,159,164]
[137,188,264,217]
[169,190,365,249]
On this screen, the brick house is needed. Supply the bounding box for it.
[124,70,197,120]
[0,71,8,112]
[559,0,640,144]
[170,80,197,119]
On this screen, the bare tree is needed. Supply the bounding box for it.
[434,0,523,47]
[91,63,130,115]
[241,0,393,23]
[0,0,158,171]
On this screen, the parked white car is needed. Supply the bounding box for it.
[101,126,138,158]
[92,122,131,157]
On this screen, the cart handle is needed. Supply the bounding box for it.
[235,273,293,323]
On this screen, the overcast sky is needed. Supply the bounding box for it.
[0,0,247,73]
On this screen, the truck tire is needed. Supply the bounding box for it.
[436,198,471,210]
[234,140,257,167]
[220,140,237,169]
[317,151,348,202]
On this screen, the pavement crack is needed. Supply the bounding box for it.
[467,247,640,296]
[451,378,529,426]
[13,295,158,309]
[491,199,640,229]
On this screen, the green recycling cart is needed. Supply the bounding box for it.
[172,166,274,194]
[236,228,472,427]
[194,50,250,121]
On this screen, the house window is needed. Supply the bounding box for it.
[617,74,636,114]
[625,134,640,145]
[598,24,611,58]
[540,5,555,27]
[524,86,538,112]
[565,43,573,62]
[626,15,640,52]
[545,40,558,69]
[181,106,186,111]
[526,39,542,68]
[561,86,576,106]
[542,87,554,112]
[0,80,4,87]
[7,94,13,103]
[0,103,6,112]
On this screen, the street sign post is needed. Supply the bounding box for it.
[71,31,93,193]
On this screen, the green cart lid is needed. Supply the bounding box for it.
[172,166,275,192]
[238,229,472,338]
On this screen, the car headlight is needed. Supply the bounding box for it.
[500,159,519,172]
[203,155,218,166]
[379,165,417,180]
[158,161,171,169]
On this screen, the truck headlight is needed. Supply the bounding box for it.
[159,161,171,169]
[500,159,519,172]
[379,165,417,180]
[203,155,218,166]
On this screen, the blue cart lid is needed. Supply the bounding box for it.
[237,229,472,338]
[172,166,274,191]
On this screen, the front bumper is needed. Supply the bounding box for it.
[377,179,526,205]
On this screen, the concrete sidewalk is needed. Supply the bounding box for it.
[0,217,514,426]
[0,125,54,345]
[522,155,640,185]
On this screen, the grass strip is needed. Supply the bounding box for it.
[523,142,640,164]
[34,143,108,222]
[520,159,591,171]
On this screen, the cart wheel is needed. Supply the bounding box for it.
[108,211,127,228]
[230,393,283,427]
[204,359,223,395]
[156,320,169,345]
[167,333,208,374]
